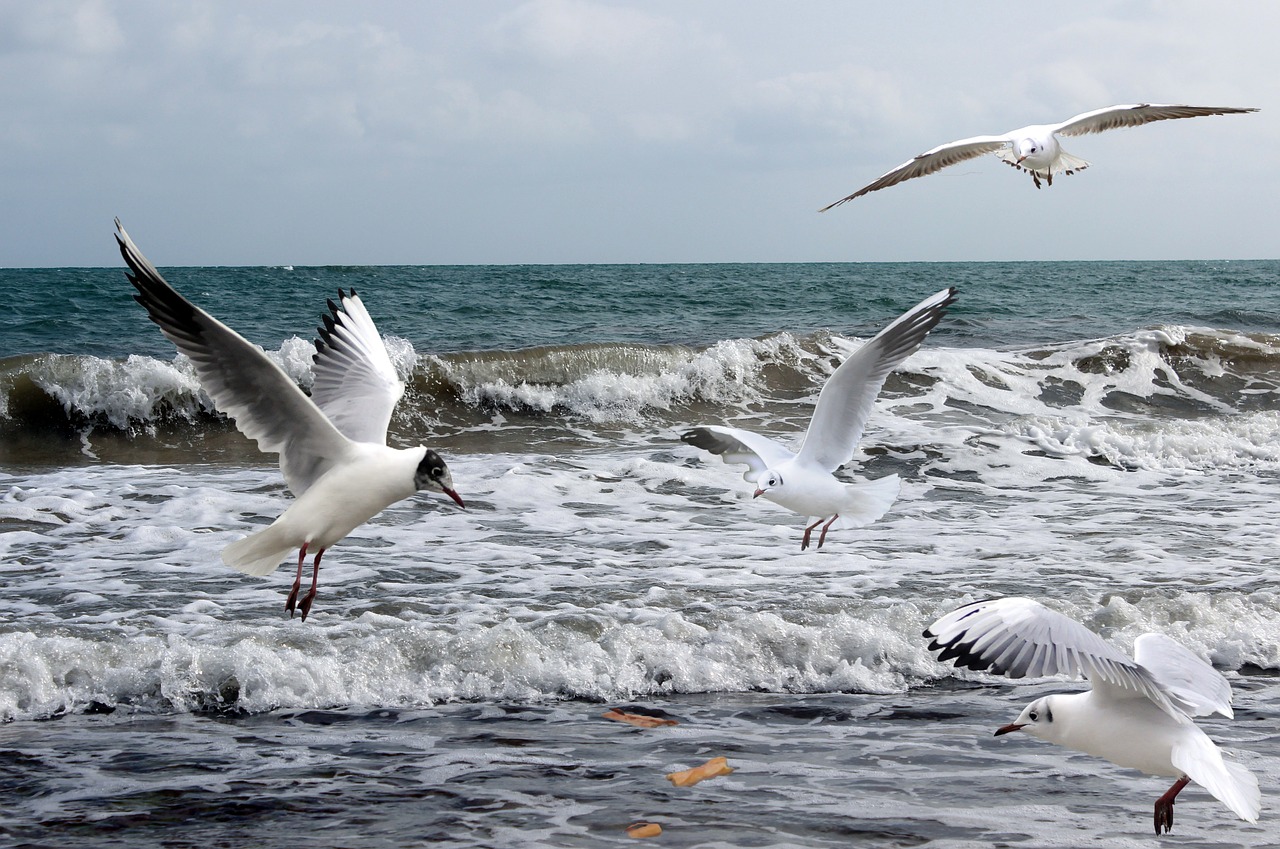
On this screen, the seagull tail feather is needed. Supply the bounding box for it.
[829,474,901,529]
[222,524,294,577]
[1219,760,1262,824]
[1053,150,1091,176]
[1171,732,1261,824]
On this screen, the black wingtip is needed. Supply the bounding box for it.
[936,287,959,314]
[679,427,718,451]
[316,314,340,356]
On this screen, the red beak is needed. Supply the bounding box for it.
[994,723,1025,737]
[753,489,765,498]
[443,488,465,509]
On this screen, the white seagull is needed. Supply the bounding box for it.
[115,219,465,621]
[820,103,1259,208]
[682,287,954,550]
[925,597,1260,834]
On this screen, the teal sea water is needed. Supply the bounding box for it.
[9,260,1280,358]
[6,259,1280,460]
[3,259,1280,847]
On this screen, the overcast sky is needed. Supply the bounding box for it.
[2,1,1274,267]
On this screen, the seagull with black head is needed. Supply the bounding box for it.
[116,219,464,620]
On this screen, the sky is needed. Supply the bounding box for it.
[1,1,1275,267]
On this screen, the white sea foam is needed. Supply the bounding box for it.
[29,353,211,429]
[431,334,812,423]
[4,321,1280,719]
[0,332,390,421]
[3,431,1279,721]
[9,326,1280,460]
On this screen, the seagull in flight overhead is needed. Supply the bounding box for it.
[682,287,954,550]
[115,219,465,621]
[820,103,1259,208]
[925,597,1260,834]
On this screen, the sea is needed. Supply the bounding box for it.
[3,258,1280,848]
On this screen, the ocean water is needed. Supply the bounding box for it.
[3,258,1280,847]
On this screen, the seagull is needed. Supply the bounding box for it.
[681,287,955,550]
[115,219,464,621]
[925,597,1260,834]
[820,103,1259,208]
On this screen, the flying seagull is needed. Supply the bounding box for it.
[925,597,1260,834]
[682,287,954,550]
[115,219,464,621]
[821,103,1259,208]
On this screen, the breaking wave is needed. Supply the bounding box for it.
[5,323,1280,471]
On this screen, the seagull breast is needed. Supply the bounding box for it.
[1049,691,1188,778]
[277,444,425,549]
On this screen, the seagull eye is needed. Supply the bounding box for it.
[1028,711,1038,721]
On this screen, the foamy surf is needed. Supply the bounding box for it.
[3,581,1278,722]
[4,454,1280,722]
[7,259,1280,847]
[8,324,1280,464]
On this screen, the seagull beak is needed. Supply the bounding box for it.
[753,488,765,498]
[443,487,465,509]
[994,723,1025,737]
[1015,154,1028,164]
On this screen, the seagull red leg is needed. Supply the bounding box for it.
[801,518,824,550]
[1154,775,1190,834]
[298,547,326,621]
[285,543,308,616]
[816,514,840,548]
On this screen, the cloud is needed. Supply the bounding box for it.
[0,1,1274,265]
[485,0,739,151]
[0,0,124,55]
[490,0,685,67]
[734,65,914,159]
[424,80,595,147]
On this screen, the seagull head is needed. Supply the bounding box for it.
[415,449,465,509]
[1012,137,1039,165]
[996,696,1057,740]
[753,470,783,499]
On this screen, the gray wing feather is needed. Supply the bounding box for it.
[1054,104,1258,137]
[681,425,795,483]
[925,597,1198,720]
[115,219,351,496]
[1133,633,1234,719]
[312,291,405,445]
[820,136,1011,209]
[796,287,955,472]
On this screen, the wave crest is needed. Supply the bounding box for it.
[7,325,1280,471]
[429,334,810,422]
[4,591,1277,721]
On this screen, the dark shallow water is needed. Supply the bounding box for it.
[6,684,1277,849]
